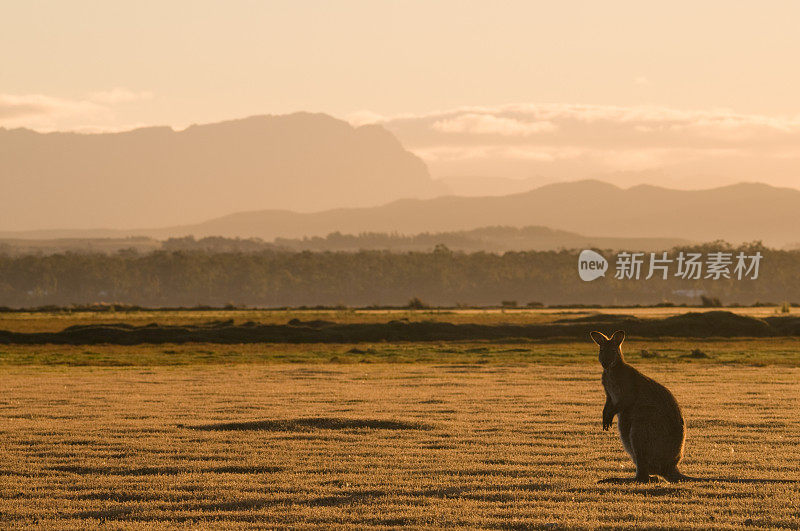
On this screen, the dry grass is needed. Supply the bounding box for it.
[2,338,800,366]
[1,363,798,528]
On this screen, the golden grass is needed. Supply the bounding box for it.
[2,338,800,366]
[1,363,798,528]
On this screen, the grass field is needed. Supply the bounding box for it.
[1,363,799,528]
[2,337,800,367]
[1,310,799,528]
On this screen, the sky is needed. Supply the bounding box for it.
[3,0,800,188]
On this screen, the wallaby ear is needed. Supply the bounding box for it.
[590,331,609,345]
[609,330,625,346]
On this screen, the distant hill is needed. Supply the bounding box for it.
[2,180,797,246]
[0,113,445,231]
[162,227,689,253]
[268,227,689,252]
[0,226,689,255]
[0,237,160,256]
[156,180,800,246]
[436,176,553,197]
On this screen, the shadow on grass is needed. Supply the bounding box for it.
[0,469,30,477]
[582,484,687,496]
[70,485,560,522]
[598,476,800,485]
[192,493,387,511]
[73,490,389,520]
[48,464,283,476]
[410,483,552,501]
[182,417,432,432]
[705,477,800,484]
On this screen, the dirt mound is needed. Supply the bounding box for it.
[287,319,336,328]
[554,313,639,324]
[764,316,800,335]
[638,311,773,338]
[0,311,790,345]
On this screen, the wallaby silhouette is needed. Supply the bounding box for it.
[591,330,692,483]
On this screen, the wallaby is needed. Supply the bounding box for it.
[591,330,692,483]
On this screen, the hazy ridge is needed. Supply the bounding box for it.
[0,225,689,255]
[3,180,793,246]
[0,113,443,230]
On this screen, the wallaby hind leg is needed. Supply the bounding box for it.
[629,425,656,483]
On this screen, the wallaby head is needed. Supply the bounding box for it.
[590,330,625,368]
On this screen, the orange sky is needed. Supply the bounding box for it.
[3,1,800,189]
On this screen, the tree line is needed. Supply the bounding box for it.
[0,242,794,308]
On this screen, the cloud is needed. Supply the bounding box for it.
[347,109,386,127]
[354,103,800,186]
[414,145,576,163]
[69,122,154,134]
[431,113,556,136]
[363,102,800,150]
[0,94,103,122]
[88,88,154,104]
[0,89,154,131]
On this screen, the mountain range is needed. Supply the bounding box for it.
[0,113,444,231]
[161,180,797,246]
[2,180,797,247]
[2,111,798,247]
